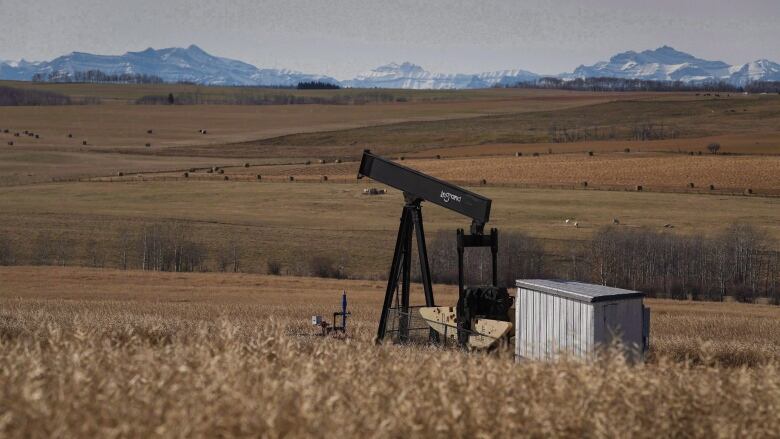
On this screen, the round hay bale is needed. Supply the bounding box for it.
[636,185,643,191]
[515,152,522,157]
[183,172,189,178]
[256,174,262,180]
[244,163,250,168]
[581,181,588,187]
[745,188,753,195]
[218,169,224,174]
[688,182,695,188]
[288,176,295,181]
[82,140,87,145]
[709,184,715,190]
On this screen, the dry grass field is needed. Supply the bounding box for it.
[1,266,780,437]
[2,83,780,436]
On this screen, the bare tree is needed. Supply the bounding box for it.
[707,142,721,154]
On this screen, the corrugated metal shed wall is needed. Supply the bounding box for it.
[515,287,594,360]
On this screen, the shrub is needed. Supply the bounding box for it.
[267,260,282,275]
[308,255,345,279]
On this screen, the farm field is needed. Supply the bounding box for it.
[1,266,779,437]
[1,180,779,276]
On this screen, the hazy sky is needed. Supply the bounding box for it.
[1,0,778,79]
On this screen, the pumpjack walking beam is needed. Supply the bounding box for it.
[357,150,494,343]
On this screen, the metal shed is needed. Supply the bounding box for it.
[515,280,649,361]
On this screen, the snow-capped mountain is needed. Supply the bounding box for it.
[1,45,779,88]
[566,46,780,85]
[342,62,539,89]
[0,45,338,86]
[728,59,780,85]
[568,46,733,83]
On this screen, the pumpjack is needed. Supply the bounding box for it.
[357,150,513,349]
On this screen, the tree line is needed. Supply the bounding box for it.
[508,77,780,94]
[0,86,72,106]
[1,221,776,303]
[32,70,164,84]
[296,81,340,89]
[135,91,402,105]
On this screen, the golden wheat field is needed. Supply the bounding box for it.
[2,266,780,437]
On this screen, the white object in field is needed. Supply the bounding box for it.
[419,306,513,349]
[515,280,649,362]
[311,315,323,326]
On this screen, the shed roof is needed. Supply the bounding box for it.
[516,279,644,303]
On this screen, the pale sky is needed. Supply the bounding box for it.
[1,0,778,79]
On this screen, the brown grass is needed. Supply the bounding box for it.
[1,266,780,437]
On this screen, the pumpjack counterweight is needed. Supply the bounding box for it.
[358,150,507,346]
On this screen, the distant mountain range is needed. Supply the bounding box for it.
[1,45,779,89]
